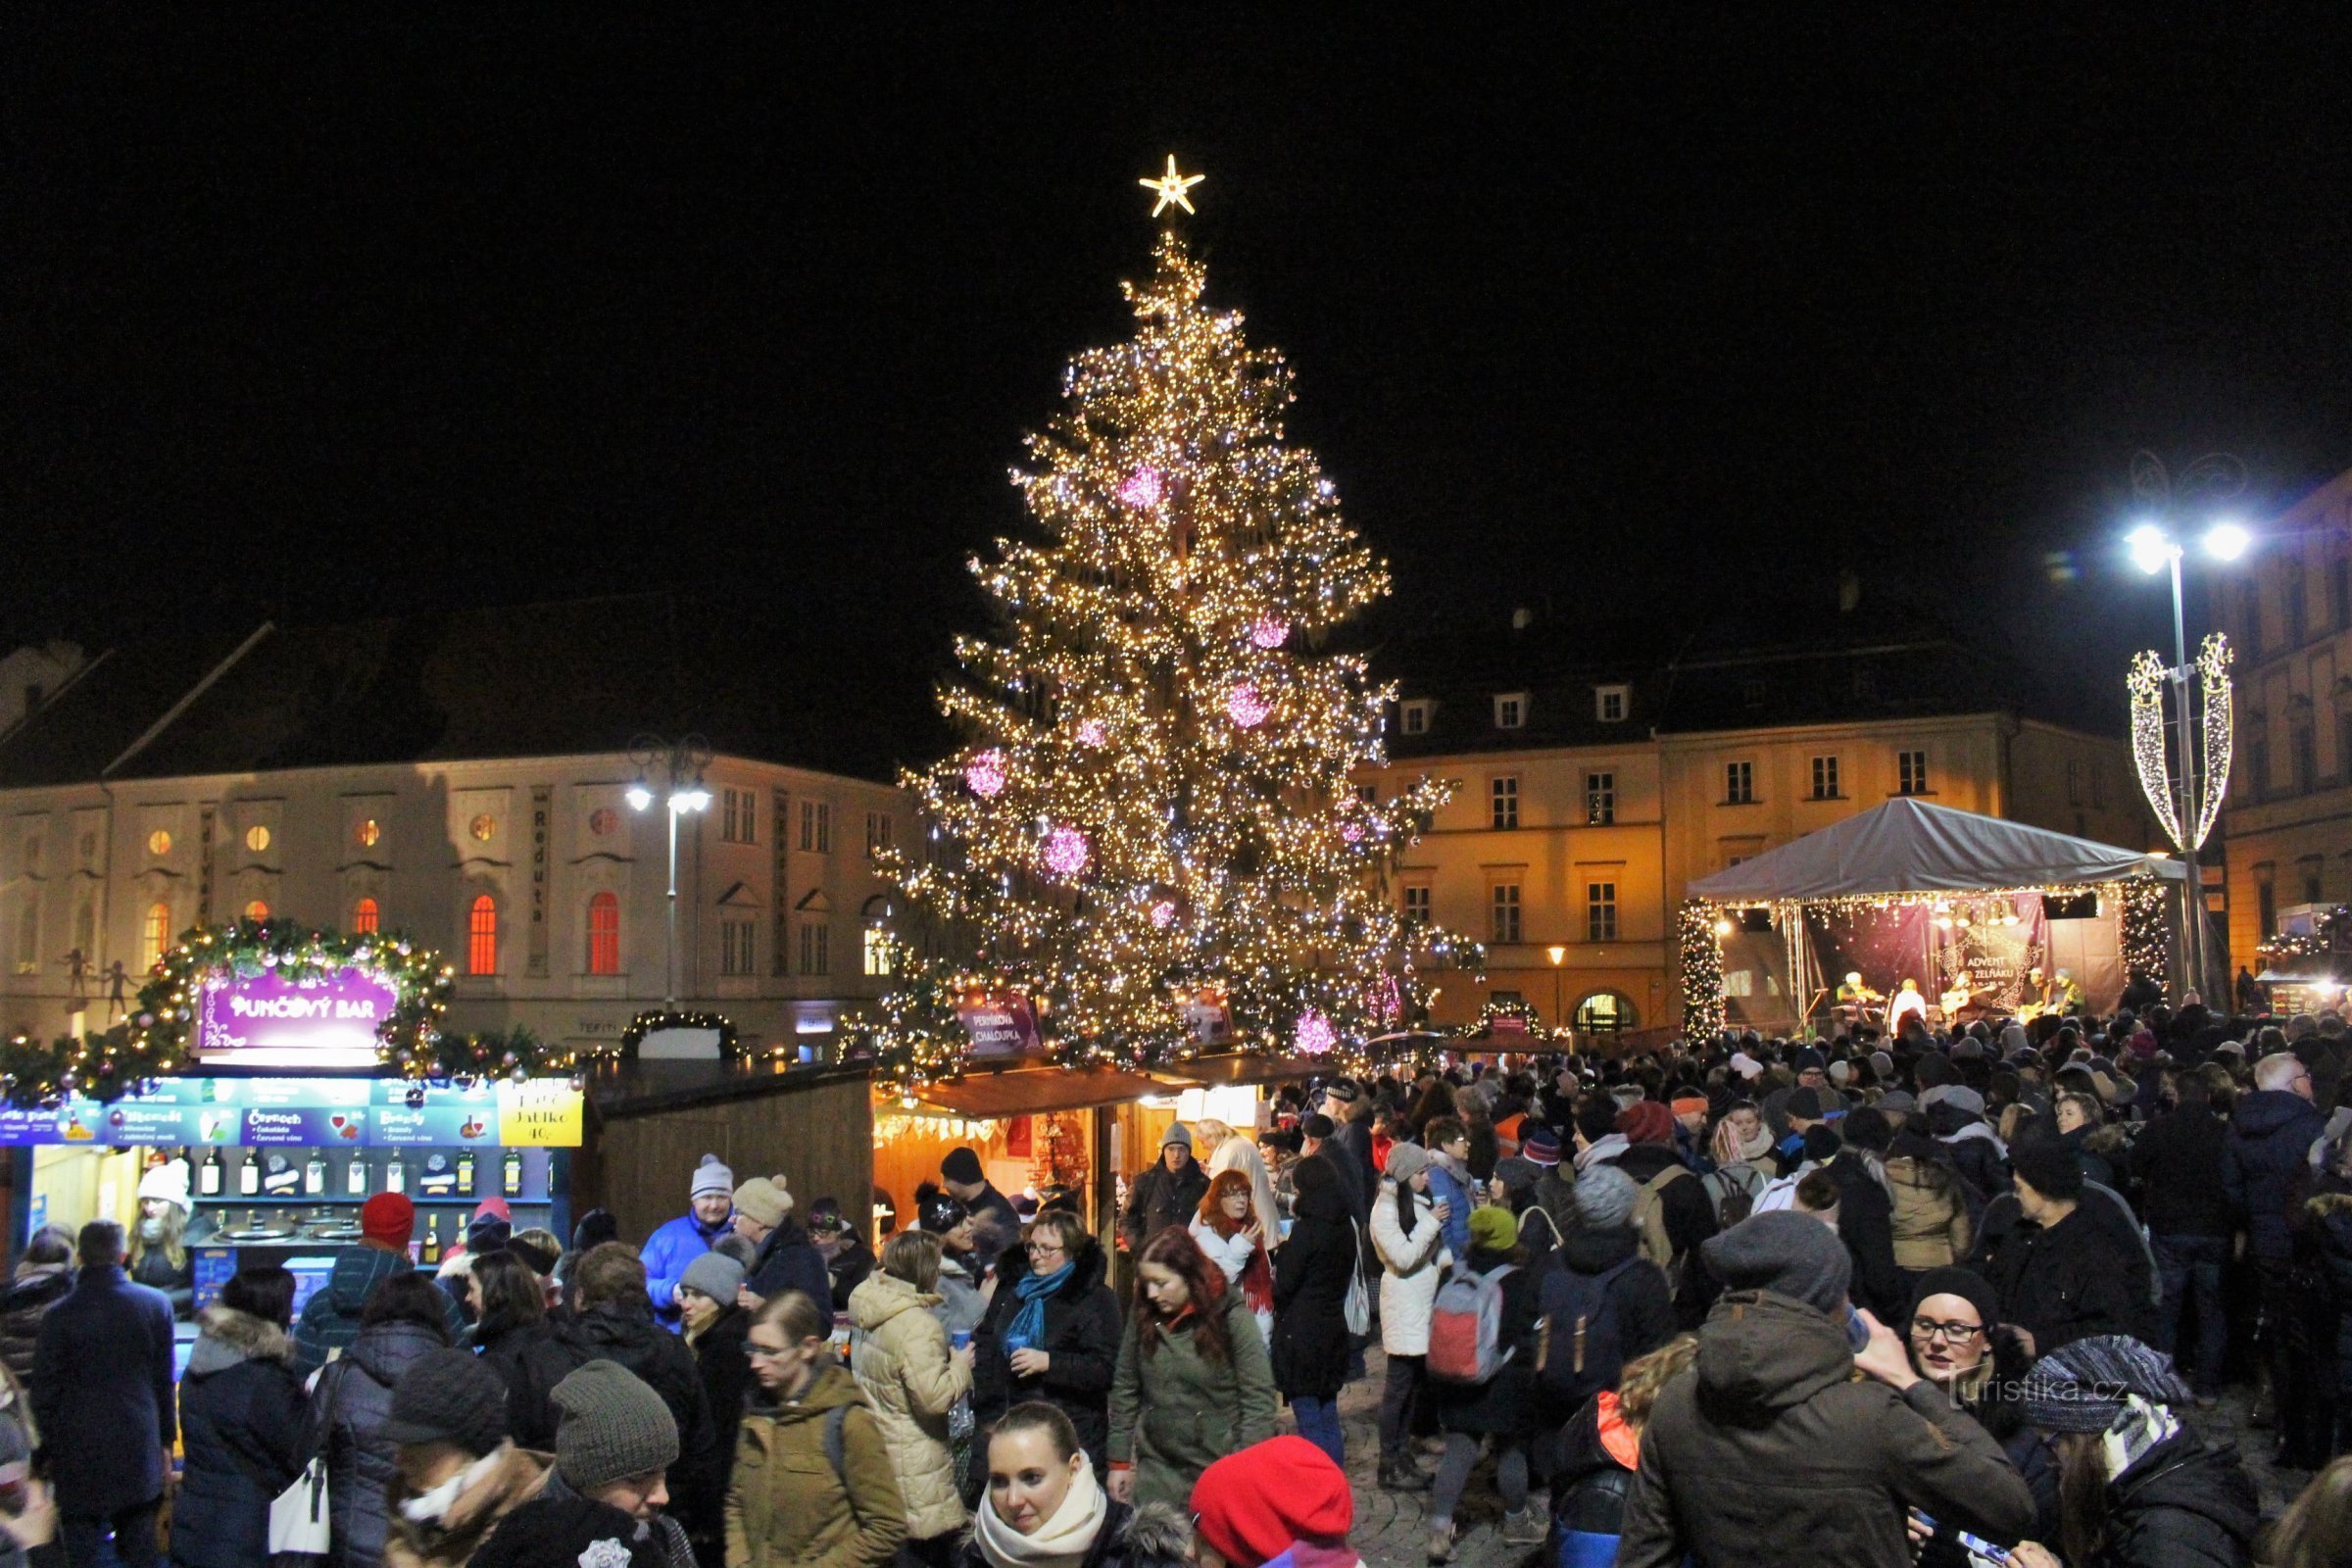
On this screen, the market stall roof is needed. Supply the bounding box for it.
[1687,798,2182,904]
[909,1066,1182,1118]
[2257,956,2342,985]
[1175,1053,1328,1087]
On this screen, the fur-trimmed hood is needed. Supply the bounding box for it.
[185,1304,296,1376]
[2307,1190,2352,1221]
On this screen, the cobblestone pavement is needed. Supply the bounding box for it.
[1322,1348,2301,1568]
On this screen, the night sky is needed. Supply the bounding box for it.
[8,13,2351,762]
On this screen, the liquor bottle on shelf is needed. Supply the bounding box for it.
[421,1212,441,1265]
[198,1147,223,1199]
[303,1152,327,1197]
[237,1152,260,1197]
[346,1153,368,1198]
[456,1150,475,1193]
[503,1148,522,1199]
[384,1152,407,1195]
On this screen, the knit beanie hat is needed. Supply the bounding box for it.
[732,1174,794,1229]
[1841,1106,1893,1152]
[570,1208,619,1253]
[466,1213,513,1257]
[1869,1051,1895,1082]
[1616,1102,1674,1147]
[1576,1165,1639,1231]
[941,1147,985,1185]
[1383,1143,1431,1186]
[806,1198,849,1237]
[1801,1124,1844,1162]
[1700,1211,1853,1315]
[915,1182,969,1234]
[1521,1126,1561,1166]
[689,1153,735,1200]
[1466,1205,1517,1253]
[1915,1052,1959,1090]
[1161,1122,1196,1152]
[680,1250,747,1303]
[2010,1138,2083,1201]
[552,1360,681,1491]
[1298,1114,1334,1141]
[2020,1336,2191,1432]
[1908,1266,2000,1335]
[380,1347,511,1454]
[1670,1096,1709,1116]
[1189,1436,1352,1568]
[136,1162,194,1218]
[1785,1088,1824,1121]
[361,1192,416,1250]
[1729,1052,1763,1080]
[1792,1048,1827,1072]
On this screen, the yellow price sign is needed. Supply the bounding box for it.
[495,1079,585,1147]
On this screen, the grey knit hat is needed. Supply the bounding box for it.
[1384,1143,1432,1185]
[680,1250,746,1304]
[1700,1210,1854,1315]
[1161,1122,1195,1152]
[1575,1165,1639,1231]
[552,1360,681,1491]
[689,1153,735,1200]
[380,1347,510,1455]
[2019,1336,2191,1432]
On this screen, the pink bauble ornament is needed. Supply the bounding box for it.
[1295,1010,1337,1056]
[965,750,1006,798]
[1042,826,1090,878]
[1341,821,1365,844]
[1119,466,1164,509]
[1149,900,1177,930]
[1249,616,1290,650]
[1076,719,1108,747]
[1227,684,1271,728]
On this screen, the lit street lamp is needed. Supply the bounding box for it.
[628,733,713,1006]
[2124,451,2249,1001]
[1546,944,1566,1034]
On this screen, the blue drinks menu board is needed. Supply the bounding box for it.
[0,1077,580,1148]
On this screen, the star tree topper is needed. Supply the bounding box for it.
[1140,155,1204,217]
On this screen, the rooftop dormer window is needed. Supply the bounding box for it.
[1494,692,1528,730]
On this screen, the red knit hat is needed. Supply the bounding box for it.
[1190,1437,1351,1568]
[361,1192,416,1250]
[1616,1101,1675,1146]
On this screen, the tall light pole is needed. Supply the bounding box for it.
[2125,450,2250,1003]
[627,733,712,1007]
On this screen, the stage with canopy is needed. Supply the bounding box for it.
[1680,799,2183,1036]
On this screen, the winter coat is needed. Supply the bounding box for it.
[28,1264,175,1518]
[472,1469,677,1568]
[848,1270,971,1542]
[1269,1181,1355,1401]
[1547,1226,1678,1397]
[1822,1151,1906,1319]
[1425,1156,1475,1261]
[171,1306,308,1568]
[560,1298,720,1542]
[1885,1156,1974,1271]
[727,1363,906,1568]
[950,1499,1153,1568]
[1305,1142,1368,1225]
[127,1240,193,1319]
[2222,1089,2328,1262]
[1529,1166,1589,1261]
[1617,1291,2039,1568]
[380,1444,555,1568]
[1938,1122,2011,1201]
[313,1318,447,1568]
[468,1314,581,1451]
[1106,1290,1278,1510]
[933,1254,988,1338]
[1123,1158,1210,1252]
[1330,1116,1378,1216]
[2086,1430,2260,1568]
[1549,1395,1636,1568]
[1616,1143,1721,1328]
[745,1217,834,1314]
[686,1305,756,1499]
[968,1238,1121,1487]
[295,1245,466,1374]
[1370,1183,1448,1356]
[825,1236,876,1313]
[965,1183,1024,1267]
[1970,1199,2157,1354]
[2132,1108,2233,1239]
[2057,1122,2119,1190]
[0,1267,69,1384]
[1429,1247,1543,1438]
[1186,1218,1272,1346]
[640,1208,730,1328]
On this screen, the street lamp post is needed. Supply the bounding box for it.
[2125,451,2250,1003]
[627,733,713,1007]
[1546,945,1567,1043]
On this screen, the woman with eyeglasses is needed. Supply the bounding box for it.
[728,1289,906,1568]
[1188,1172,1275,1347]
[965,1211,1121,1502]
[1900,1267,2059,1567]
[1105,1229,1276,1511]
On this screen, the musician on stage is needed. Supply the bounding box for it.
[1938,970,1977,1022]
[1834,970,1883,1028]
[1886,978,1929,1035]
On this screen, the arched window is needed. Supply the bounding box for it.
[861,894,895,977]
[351,897,379,934]
[586,892,619,975]
[1574,991,1635,1036]
[143,902,172,968]
[243,900,270,923]
[467,895,498,975]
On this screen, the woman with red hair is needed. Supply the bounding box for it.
[1105,1230,1276,1510]
[1189,1171,1275,1346]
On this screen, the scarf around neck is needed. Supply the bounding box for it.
[1006,1261,1075,1352]
[972,1459,1107,1568]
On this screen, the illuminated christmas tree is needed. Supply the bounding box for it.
[866,172,1472,1087]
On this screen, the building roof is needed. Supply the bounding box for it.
[0,592,928,789]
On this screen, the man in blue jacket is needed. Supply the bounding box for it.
[30,1220,174,1568]
[2223,1049,2328,1466]
[640,1153,734,1329]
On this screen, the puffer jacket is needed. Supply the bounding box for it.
[562,1298,721,1543]
[2302,1188,2352,1403]
[2222,1088,2328,1262]
[172,1306,309,1568]
[2091,1430,2260,1568]
[727,1363,906,1568]
[1370,1182,1447,1356]
[313,1318,447,1568]
[0,1266,69,1383]
[1885,1156,1974,1271]
[295,1245,465,1375]
[1106,1289,1277,1511]
[848,1270,971,1542]
[380,1444,554,1568]
[1616,1291,2038,1568]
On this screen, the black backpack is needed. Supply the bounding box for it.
[1538,1254,1640,1408]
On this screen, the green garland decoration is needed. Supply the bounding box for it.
[618,1009,741,1058]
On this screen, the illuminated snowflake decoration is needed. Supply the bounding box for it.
[1042,826,1091,878]
[1294,1009,1337,1056]
[1249,616,1290,650]
[1118,466,1164,509]
[2128,633,2232,852]
[1227,684,1271,728]
[965,750,1007,799]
